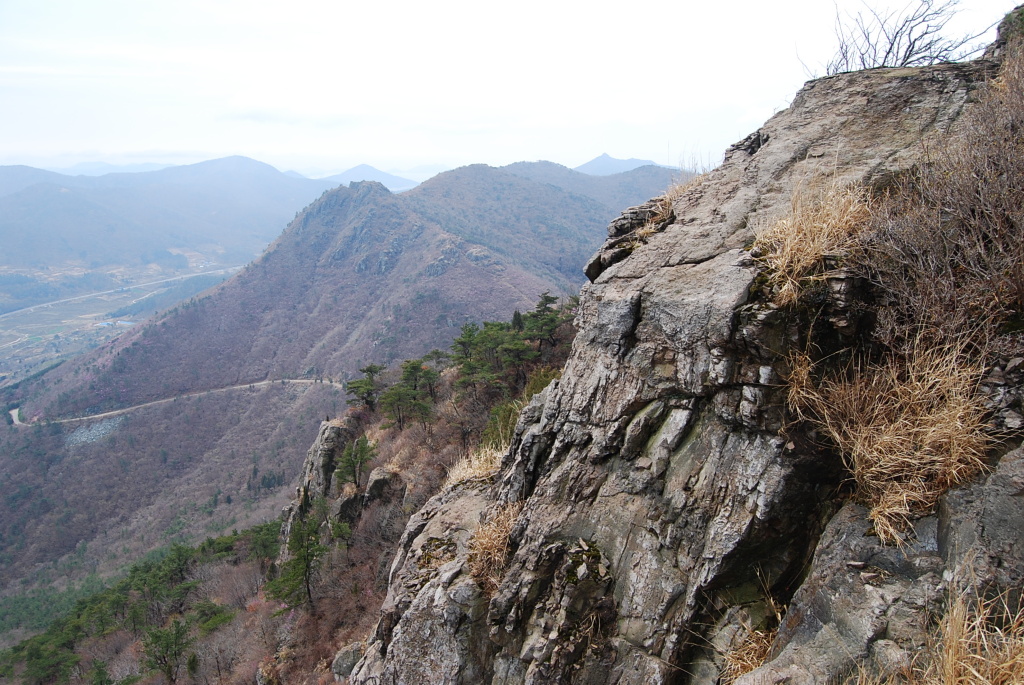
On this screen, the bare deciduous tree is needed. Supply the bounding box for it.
[827,0,988,75]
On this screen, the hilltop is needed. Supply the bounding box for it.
[573,153,664,175]
[322,165,418,192]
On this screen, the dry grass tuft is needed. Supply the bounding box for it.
[852,590,1024,684]
[657,172,702,216]
[626,173,705,250]
[467,502,523,595]
[931,591,1024,684]
[444,444,504,488]
[754,181,871,305]
[789,340,990,544]
[721,628,777,684]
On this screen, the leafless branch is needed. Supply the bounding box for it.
[826,0,988,75]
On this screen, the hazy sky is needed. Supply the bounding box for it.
[0,0,1011,178]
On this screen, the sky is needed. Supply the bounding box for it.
[0,0,1013,179]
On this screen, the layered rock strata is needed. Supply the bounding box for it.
[347,58,1020,685]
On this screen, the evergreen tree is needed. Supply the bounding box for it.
[142,619,193,684]
[420,365,441,400]
[380,384,430,431]
[524,292,561,353]
[400,359,425,390]
[335,436,377,488]
[89,659,113,685]
[266,512,326,610]
[345,363,387,411]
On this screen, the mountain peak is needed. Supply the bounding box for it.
[323,165,418,192]
[574,153,661,176]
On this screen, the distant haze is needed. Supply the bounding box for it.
[45,161,174,176]
[0,1,1008,175]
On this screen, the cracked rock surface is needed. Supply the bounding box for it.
[348,60,1006,684]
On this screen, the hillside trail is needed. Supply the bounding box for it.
[10,378,346,426]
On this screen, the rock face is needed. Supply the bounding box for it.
[280,417,357,544]
[349,59,1017,684]
[738,446,1024,684]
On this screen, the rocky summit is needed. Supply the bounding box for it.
[335,50,1024,685]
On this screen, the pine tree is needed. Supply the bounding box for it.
[142,619,194,684]
[336,436,377,488]
[380,384,430,431]
[345,364,387,411]
[266,513,326,610]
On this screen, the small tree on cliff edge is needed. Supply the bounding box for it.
[826,0,987,75]
[266,508,327,611]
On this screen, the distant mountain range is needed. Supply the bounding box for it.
[0,157,338,314]
[505,160,690,212]
[44,161,174,176]
[574,152,667,175]
[0,156,337,271]
[0,160,675,593]
[19,161,675,411]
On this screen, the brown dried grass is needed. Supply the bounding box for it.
[720,628,777,684]
[862,45,1024,354]
[754,181,871,305]
[467,502,523,595]
[931,592,1024,684]
[626,173,706,250]
[444,444,503,488]
[789,339,989,544]
[853,590,1024,684]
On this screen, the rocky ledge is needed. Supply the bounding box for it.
[347,56,1022,685]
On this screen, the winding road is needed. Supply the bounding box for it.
[0,268,241,322]
[9,377,347,426]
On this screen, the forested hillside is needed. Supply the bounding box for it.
[0,295,578,682]
[0,162,673,647]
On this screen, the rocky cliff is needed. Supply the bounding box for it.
[338,49,1024,685]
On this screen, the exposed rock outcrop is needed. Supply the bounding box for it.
[349,58,1020,685]
[738,445,1024,684]
[280,417,357,545]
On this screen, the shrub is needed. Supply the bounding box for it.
[863,43,1024,354]
[826,0,985,75]
[761,46,1024,543]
